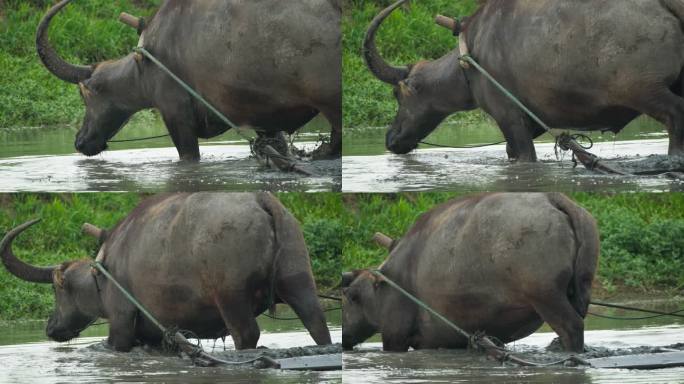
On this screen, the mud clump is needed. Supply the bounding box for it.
[608,154,684,177]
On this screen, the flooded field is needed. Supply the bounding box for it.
[343,298,684,384]
[0,116,340,192]
[0,307,342,384]
[343,117,684,192]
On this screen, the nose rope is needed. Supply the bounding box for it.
[108,134,170,143]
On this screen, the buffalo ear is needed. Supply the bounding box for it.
[53,266,65,288]
[341,272,356,288]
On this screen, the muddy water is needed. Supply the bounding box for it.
[343,116,684,192]
[0,308,342,383]
[0,116,340,192]
[344,298,684,384]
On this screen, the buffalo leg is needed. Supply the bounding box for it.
[107,308,137,352]
[215,295,260,350]
[632,89,684,156]
[320,105,342,158]
[494,113,538,162]
[309,102,342,159]
[276,272,332,345]
[531,296,584,352]
[159,104,201,162]
[379,292,416,352]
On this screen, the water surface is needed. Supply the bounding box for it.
[343,298,684,384]
[0,116,340,192]
[0,307,342,383]
[343,117,684,192]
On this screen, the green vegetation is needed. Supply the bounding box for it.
[342,193,684,294]
[0,193,342,321]
[343,0,480,128]
[2,0,481,128]
[1,193,683,319]
[0,0,160,128]
[0,194,141,321]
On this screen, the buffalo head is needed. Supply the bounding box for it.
[364,0,476,154]
[1,220,101,342]
[341,270,383,350]
[37,0,145,156]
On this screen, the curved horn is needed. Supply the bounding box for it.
[1,220,56,284]
[363,0,410,85]
[36,0,93,84]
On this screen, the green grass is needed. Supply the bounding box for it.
[0,194,141,321]
[342,193,684,294]
[0,0,160,128]
[0,193,342,321]
[1,0,483,128]
[343,0,480,128]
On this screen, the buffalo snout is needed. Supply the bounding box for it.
[386,128,418,154]
[75,132,107,157]
[46,316,80,342]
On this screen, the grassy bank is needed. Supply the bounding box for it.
[342,193,684,295]
[343,0,480,128]
[0,0,159,128]
[1,0,482,129]
[0,193,341,321]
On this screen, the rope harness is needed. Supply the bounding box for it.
[107,47,312,175]
[371,269,590,367]
[443,50,628,175]
[90,261,280,368]
[364,232,684,367]
[367,269,684,361]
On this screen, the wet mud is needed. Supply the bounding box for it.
[0,144,341,192]
[343,139,684,193]
[0,328,342,383]
[0,120,340,192]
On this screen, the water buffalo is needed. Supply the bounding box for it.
[366,0,684,161]
[38,0,341,161]
[342,193,599,352]
[1,193,332,351]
